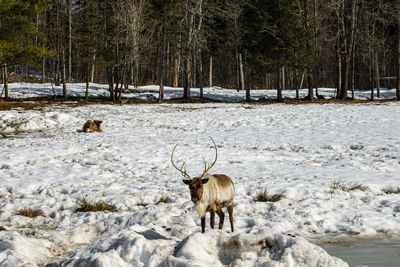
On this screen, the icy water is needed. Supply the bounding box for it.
[322,239,400,267]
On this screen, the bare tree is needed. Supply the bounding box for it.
[398,0,400,100]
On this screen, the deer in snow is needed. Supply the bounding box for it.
[171,137,235,233]
[83,120,103,133]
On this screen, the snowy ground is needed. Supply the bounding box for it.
[0,83,400,266]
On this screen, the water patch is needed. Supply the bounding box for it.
[322,239,400,267]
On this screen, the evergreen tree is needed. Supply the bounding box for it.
[0,0,53,66]
[0,0,53,98]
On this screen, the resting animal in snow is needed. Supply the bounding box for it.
[171,137,235,233]
[83,120,103,133]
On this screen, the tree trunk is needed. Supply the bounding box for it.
[340,0,356,100]
[174,58,180,87]
[375,52,380,98]
[276,68,283,102]
[51,82,56,100]
[197,49,204,98]
[85,63,90,101]
[183,57,191,99]
[55,0,60,86]
[306,68,313,100]
[42,59,46,83]
[2,64,8,99]
[337,52,342,98]
[62,49,67,99]
[114,65,124,101]
[158,26,166,102]
[91,54,96,83]
[315,69,321,98]
[108,67,115,102]
[298,71,305,99]
[67,0,72,81]
[398,0,400,100]
[244,50,250,101]
[236,47,240,92]
[174,34,182,88]
[371,55,374,101]
[239,53,245,92]
[351,44,356,99]
[209,56,213,87]
[192,50,196,88]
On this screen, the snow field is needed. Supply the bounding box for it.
[0,84,400,266]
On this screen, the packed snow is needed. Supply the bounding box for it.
[1,83,400,266]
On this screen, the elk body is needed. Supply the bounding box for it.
[83,120,103,133]
[171,138,235,233]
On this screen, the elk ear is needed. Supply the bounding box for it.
[201,178,209,184]
[182,179,191,185]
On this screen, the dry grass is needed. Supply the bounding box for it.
[2,94,396,112]
[382,187,400,194]
[330,181,368,192]
[255,189,284,202]
[75,198,117,213]
[136,200,149,207]
[16,207,45,218]
[156,196,169,204]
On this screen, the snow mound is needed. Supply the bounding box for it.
[0,120,39,134]
[0,111,78,135]
[48,225,174,267]
[168,232,348,267]
[0,231,52,267]
[48,227,347,267]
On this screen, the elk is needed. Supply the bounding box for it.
[83,120,103,133]
[171,137,235,233]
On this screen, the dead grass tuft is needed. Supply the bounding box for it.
[75,198,117,213]
[330,181,367,192]
[382,187,400,194]
[16,207,45,218]
[255,189,284,202]
[136,200,149,207]
[156,196,169,204]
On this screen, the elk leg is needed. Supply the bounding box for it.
[216,209,225,229]
[227,204,234,232]
[201,217,206,233]
[210,208,215,229]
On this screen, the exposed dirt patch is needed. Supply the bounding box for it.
[0,96,396,111]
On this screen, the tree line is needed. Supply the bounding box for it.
[1,0,400,102]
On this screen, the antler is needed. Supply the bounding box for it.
[171,145,192,180]
[200,137,218,178]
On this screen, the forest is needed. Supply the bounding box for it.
[1,0,400,102]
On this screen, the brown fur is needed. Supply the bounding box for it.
[183,173,235,233]
[83,120,103,133]
[172,137,235,233]
[213,174,234,188]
